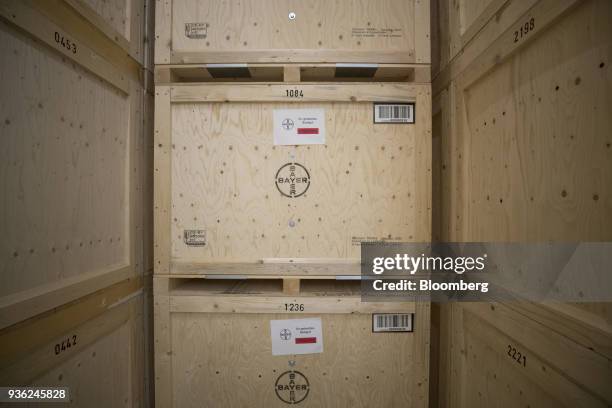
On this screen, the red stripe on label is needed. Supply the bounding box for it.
[295,337,317,344]
[297,128,319,135]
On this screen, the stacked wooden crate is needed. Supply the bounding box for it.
[153,1,432,406]
[0,0,152,406]
[431,0,612,406]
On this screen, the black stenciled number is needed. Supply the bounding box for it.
[54,334,78,355]
[54,31,77,54]
[513,18,535,43]
[285,303,305,311]
[285,89,304,98]
[507,344,527,367]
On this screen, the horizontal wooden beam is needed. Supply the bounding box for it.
[170,295,417,314]
[0,265,135,329]
[170,50,418,65]
[457,0,580,91]
[0,0,142,94]
[171,83,425,103]
[170,261,363,276]
[433,0,579,96]
[0,277,142,376]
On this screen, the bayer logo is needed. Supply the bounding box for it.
[282,118,294,130]
[280,329,292,340]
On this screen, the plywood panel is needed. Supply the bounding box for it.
[156,0,430,64]
[432,1,612,406]
[0,21,129,297]
[169,95,431,264]
[29,323,132,408]
[458,0,495,35]
[170,312,418,408]
[0,291,145,408]
[462,0,612,242]
[447,303,611,407]
[81,0,130,38]
[68,0,145,62]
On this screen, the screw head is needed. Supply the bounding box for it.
[288,12,296,20]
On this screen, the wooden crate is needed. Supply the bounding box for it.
[431,0,612,406]
[0,0,149,329]
[0,278,146,408]
[154,276,430,407]
[154,73,432,406]
[155,0,430,64]
[154,79,432,277]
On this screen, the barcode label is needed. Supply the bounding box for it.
[372,313,413,332]
[373,103,415,124]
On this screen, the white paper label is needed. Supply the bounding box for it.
[270,318,323,356]
[273,109,326,145]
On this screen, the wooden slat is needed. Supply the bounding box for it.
[171,83,421,103]
[0,277,142,372]
[154,87,172,274]
[168,263,356,277]
[433,0,578,95]
[169,293,417,314]
[0,0,130,93]
[61,0,132,54]
[153,278,172,408]
[0,266,134,330]
[172,50,418,65]
[154,0,171,64]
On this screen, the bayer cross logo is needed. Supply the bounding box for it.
[275,163,310,198]
[280,329,292,341]
[282,118,294,130]
[275,371,310,404]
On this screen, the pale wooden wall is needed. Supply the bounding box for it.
[0,0,152,406]
[432,0,612,406]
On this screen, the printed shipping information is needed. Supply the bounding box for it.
[270,318,323,356]
[273,109,326,145]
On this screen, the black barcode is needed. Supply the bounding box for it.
[378,105,409,119]
[374,103,414,123]
[373,313,413,332]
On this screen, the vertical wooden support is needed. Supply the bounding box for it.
[153,277,172,407]
[283,65,301,82]
[154,87,171,275]
[282,278,300,295]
